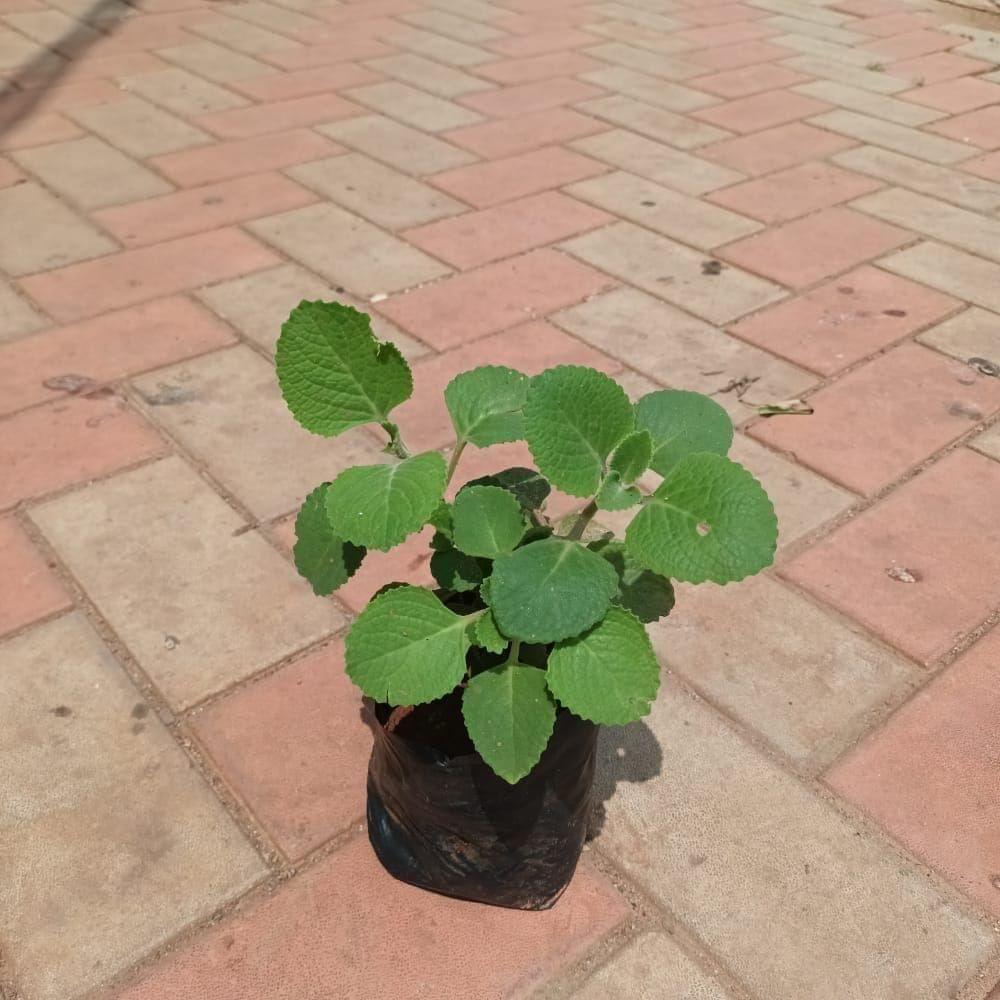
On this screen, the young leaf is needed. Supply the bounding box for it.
[596,471,642,512]
[462,663,556,784]
[430,546,487,593]
[591,540,675,624]
[428,500,453,540]
[345,585,471,705]
[547,608,660,725]
[326,451,446,551]
[634,389,733,476]
[490,537,619,643]
[625,453,777,584]
[276,301,412,437]
[609,429,653,484]
[523,366,634,497]
[452,485,526,558]
[469,608,508,654]
[445,365,529,447]
[463,467,551,511]
[293,483,365,595]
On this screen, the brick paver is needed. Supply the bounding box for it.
[3,0,1000,996]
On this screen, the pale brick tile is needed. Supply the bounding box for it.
[190,14,301,55]
[4,8,100,47]
[264,37,395,71]
[579,95,729,149]
[971,424,1000,462]
[345,80,483,131]
[318,113,476,175]
[0,613,266,1000]
[230,64,380,102]
[880,241,1000,313]
[586,4,683,34]
[853,186,1000,264]
[562,221,787,325]
[120,66,247,115]
[429,0,508,24]
[0,113,83,152]
[476,51,602,85]
[458,77,605,120]
[0,516,71,636]
[0,277,46,341]
[94,172,318,248]
[760,14,865,44]
[248,203,451,297]
[580,65,718,112]
[748,0,854,26]
[196,262,429,358]
[195,93,361,139]
[12,136,172,209]
[0,26,45,70]
[383,23,494,67]
[157,39,276,83]
[782,55,910,95]
[0,182,116,276]
[132,345,386,519]
[220,0,325,36]
[584,41,703,80]
[571,128,744,195]
[595,686,994,1000]
[364,52,493,98]
[773,31,883,66]
[488,26,599,58]
[584,19,693,54]
[402,8,505,42]
[810,108,979,164]
[31,458,345,707]
[917,306,1000,364]
[793,79,945,126]
[67,95,210,157]
[568,170,761,249]
[443,107,606,158]
[552,286,811,420]
[289,152,465,230]
[834,145,1000,214]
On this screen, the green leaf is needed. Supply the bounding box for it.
[293,484,365,596]
[469,608,508,654]
[523,366,634,497]
[463,467,551,511]
[610,429,652,484]
[445,365,529,447]
[428,501,453,539]
[634,389,733,477]
[462,663,556,783]
[326,451,446,551]
[596,471,642,512]
[625,453,777,584]
[276,300,412,437]
[490,537,619,643]
[547,608,660,724]
[452,485,525,558]
[430,547,487,593]
[591,540,674,623]
[345,585,470,705]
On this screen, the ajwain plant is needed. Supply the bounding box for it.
[277,301,778,784]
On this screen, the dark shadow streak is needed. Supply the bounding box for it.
[587,719,663,840]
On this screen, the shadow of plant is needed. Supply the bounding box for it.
[587,720,663,840]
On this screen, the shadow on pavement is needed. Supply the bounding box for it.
[588,720,663,840]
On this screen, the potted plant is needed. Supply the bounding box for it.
[276,300,778,910]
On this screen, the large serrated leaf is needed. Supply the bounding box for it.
[625,453,777,584]
[610,429,652,484]
[430,546,487,593]
[293,483,365,595]
[634,389,733,476]
[345,585,470,705]
[452,485,526,558]
[547,608,660,724]
[462,467,551,511]
[462,663,556,784]
[276,300,413,437]
[523,366,634,497]
[326,451,446,551]
[591,539,674,623]
[490,537,619,643]
[445,365,529,447]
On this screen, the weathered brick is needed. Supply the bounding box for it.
[0,517,71,636]
[67,96,210,157]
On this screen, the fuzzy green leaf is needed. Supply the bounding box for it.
[430,547,487,593]
[547,608,660,724]
[490,537,619,643]
[445,365,529,447]
[591,540,674,624]
[523,366,634,497]
[293,484,365,595]
[452,485,526,558]
[463,467,551,511]
[610,429,652,484]
[634,389,733,476]
[326,451,446,551]
[625,453,777,584]
[276,300,412,437]
[463,663,556,784]
[345,585,470,705]
[596,471,642,512]
[469,608,508,654]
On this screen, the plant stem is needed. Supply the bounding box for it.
[444,438,467,487]
[385,704,414,733]
[507,638,521,665]
[382,421,411,460]
[566,498,599,541]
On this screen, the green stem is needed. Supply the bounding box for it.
[507,638,521,665]
[566,498,599,541]
[444,438,467,487]
[382,421,411,460]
